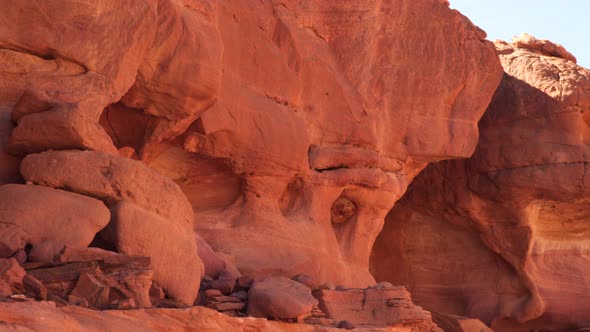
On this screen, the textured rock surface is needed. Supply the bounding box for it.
[0,0,502,288]
[371,36,590,330]
[432,313,492,332]
[108,202,203,306]
[0,184,110,262]
[0,0,508,330]
[317,286,441,331]
[149,0,502,288]
[0,301,413,332]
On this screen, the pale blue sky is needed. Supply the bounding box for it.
[450,0,589,68]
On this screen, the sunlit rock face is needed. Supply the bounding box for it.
[371,35,590,330]
[0,0,502,288]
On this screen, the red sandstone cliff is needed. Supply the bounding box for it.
[371,35,590,331]
[5,0,585,331]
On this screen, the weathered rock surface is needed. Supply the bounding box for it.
[371,36,590,331]
[163,0,502,288]
[432,313,492,332]
[20,150,194,226]
[316,286,441,331]
[248,276,317,320]
[0,184,109,262]
[0,0,509,330]
[25,254,153,309]
[108,202,203,306]
[0,301,410,332]
[0,0,502,288]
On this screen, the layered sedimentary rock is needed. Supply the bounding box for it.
[371,35,590,330]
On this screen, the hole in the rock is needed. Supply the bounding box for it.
[99,102,150,152]
[89,232,117,252]
[147,144,243,212]
[330,196,357,224]
[24,243,32,256]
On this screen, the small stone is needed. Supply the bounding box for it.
[292,273,319,289]
[205,289,223,297]
[337,320,355,330]
[209,277,235,295]
[149,282,165,300]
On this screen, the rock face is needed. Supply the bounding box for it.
[0,184,110,262]
[0,0,508,330]
[0,0,502,288]
[371,36,590,330]
[147,0,502,288]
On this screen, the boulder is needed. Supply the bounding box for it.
[0,184,109,262]
[7,106,118,156]
[108,202,203,306]
[248,276,317,319]
[20,150,194,226]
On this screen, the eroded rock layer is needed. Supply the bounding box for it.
[371,36,590,330]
